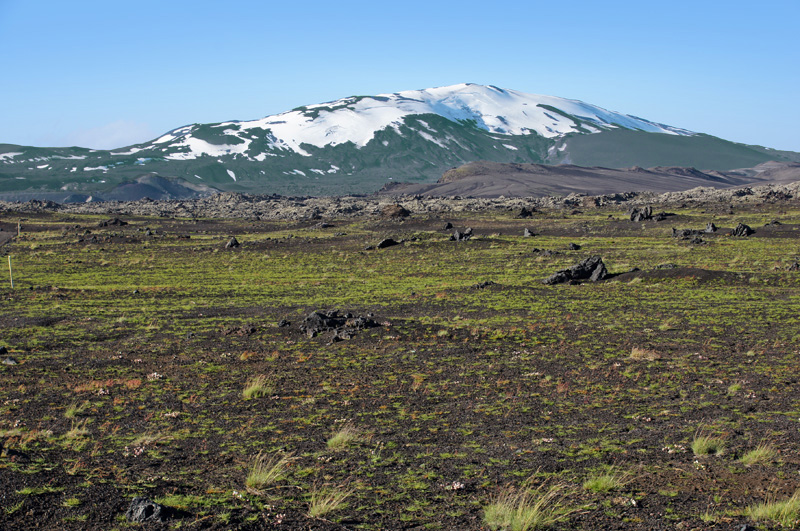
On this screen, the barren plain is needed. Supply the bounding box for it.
[2,190,800,530]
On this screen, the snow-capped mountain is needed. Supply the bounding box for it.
[0,83,794,200]
[149,83,692,160]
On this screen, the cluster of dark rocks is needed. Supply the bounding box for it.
[299,309,381,340]
[449,227,473,241]
[97,218,128,227]
[543,256,608,285]
[628,206,670,222]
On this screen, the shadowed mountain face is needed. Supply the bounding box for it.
[378,161,800,198]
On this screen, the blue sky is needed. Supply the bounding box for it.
[1,0,798,151]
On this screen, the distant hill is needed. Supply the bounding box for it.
[1,83,798,201]
[378,161,800,198]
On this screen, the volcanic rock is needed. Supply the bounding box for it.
[543,256,608,285]
[732,223,754,237]
[376,238,400,249]
[125,497,171,523]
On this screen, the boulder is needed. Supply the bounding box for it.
[543,256,608,285]
[376,238,400,249]
[704,222,717,233]
[523,228,535,237]
[629,206,652,222]
[381,204,410,218]
[125,497,171,523]
[225,237,240,248]
[732,223,754,237]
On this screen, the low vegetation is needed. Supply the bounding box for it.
[2,201,800,529]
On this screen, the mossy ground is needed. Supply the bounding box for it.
[2,201,800,529]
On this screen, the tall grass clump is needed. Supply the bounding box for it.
[326,423,364,450]
[307,483,356,518]
[245,451,292,492]
[691,430,725,456]
[747,490,800,527]
[484,483,575,531]
[242,375,273,400]
[740,442,777,466]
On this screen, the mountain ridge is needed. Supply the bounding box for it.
[1,83,799,200]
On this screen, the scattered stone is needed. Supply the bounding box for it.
[656,263,677,269]
[736,526,756,531]
[704,222,717,233]
[225,237,240,248]
[2,357,18,365]
[315,222,334,229]
[376,238,400,249]
[472,281,496,289]
[278,319,290,328]
[787,261,800,271]
[0,346,7,355]
[765,219,782,226]
[523,228,535,237]
[443,222,453,230]
[125,497,171,523]
[689,236,705,244]
[364,245,375,250]
[732,223,754,237]
[568,243,581,250]
[543,256,608,285]
[381,204,410,218]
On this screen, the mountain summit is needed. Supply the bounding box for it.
[1,83,797,200]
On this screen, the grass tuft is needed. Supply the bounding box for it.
[242,375,273,400]
[326,423,364,450]
[583,467,630,493]
[483,483,575,531]
[740,442,777,466]
[747,489,800,527]
[245,451,292,492]
[629,347,659,361]
[307,483,356,518]
[691,430,725,456]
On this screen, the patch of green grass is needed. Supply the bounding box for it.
[691,431,725,456]
[483,483,575,530]
[307,483,356,518]
[327,423,365,450]
[583,467,630,493]
[245,451,292,492]
[740,442,777,466]
[747,489,800,527]
[62,497,81,507]
[64,400,90,418]
[16,486,65,496]
[242,374,273,400]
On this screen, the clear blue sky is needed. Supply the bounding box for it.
[1,0,798,151]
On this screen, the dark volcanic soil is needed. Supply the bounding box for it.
[2,197,800,530]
